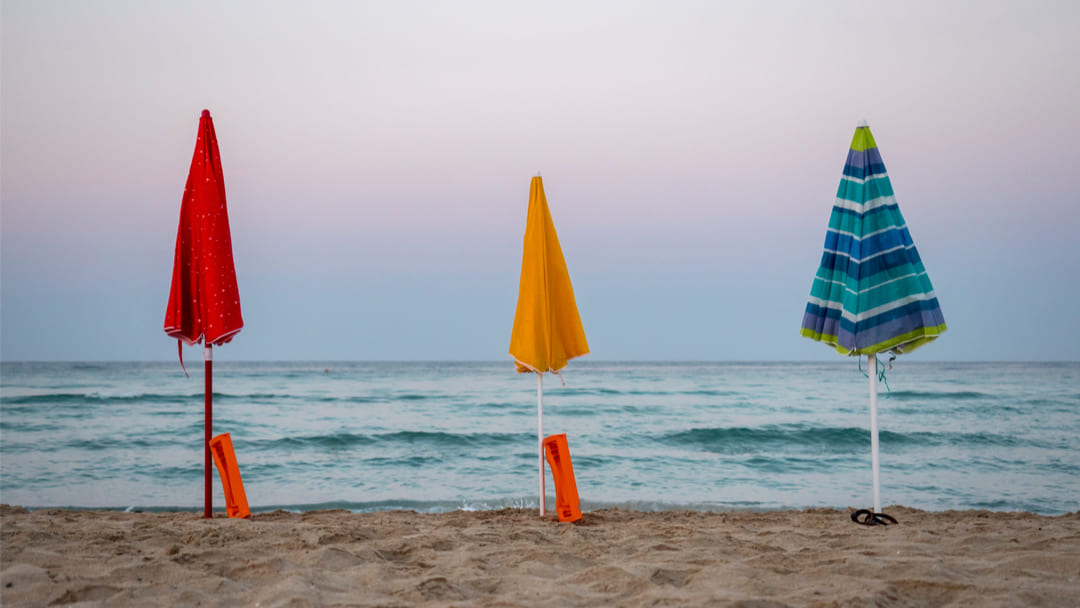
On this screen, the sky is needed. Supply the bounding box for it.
[2,0,1079,362]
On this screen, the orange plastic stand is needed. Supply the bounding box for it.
[209,432,250,519]
[543,433,582,522]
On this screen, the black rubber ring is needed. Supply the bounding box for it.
[851,509,898,525]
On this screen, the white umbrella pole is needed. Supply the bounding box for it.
[537,373,546,516]
[868,353,882,514]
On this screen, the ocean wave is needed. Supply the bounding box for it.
[741,454,845,473]
[682,389,741,397]
[64,436,164,451]
[1,392,203,407]
[885,390,990,401]
[0,391,381,407]
[390,393,435,401]
[660,425,873,452]
[361,454,444,468]
[0,420,64,433]
[248,430,529,452]
[254,432,376,450]
[136,464,204,481]
[5,423,207,453]
[554,387,741,398]
[542,403,670,417]
[557,387,628,396]
[655,425,1048,452]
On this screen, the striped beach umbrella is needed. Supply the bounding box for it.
[801,121,946,523]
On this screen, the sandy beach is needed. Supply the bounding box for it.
[2,504,1077,607]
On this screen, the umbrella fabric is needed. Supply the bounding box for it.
[164,110,243,348]
[801,123,945,356]
[509,176,589,373]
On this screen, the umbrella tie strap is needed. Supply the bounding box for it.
[859,354,894,394]
[550,369,567,388]
[178,340,189,379]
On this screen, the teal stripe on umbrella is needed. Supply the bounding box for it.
[801,122,946,356]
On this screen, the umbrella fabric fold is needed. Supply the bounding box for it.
[800,123,945,356]
[510,176,588,517]
[164,109,243,518]
[510,176,589,374]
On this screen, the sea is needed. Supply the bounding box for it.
[1,361,1077,515]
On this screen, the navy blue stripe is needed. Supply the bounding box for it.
[842,147,887,180]
[804,298,942,337]
[824,227,913,261]
[852,305,946,350]
[801,308,843,341]
[817,244,923,280]
[842,163,887,180]
[804,301,844,323]
[853,298,942,335]
[802,307,853,350]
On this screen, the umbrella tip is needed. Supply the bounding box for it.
[202,109,211,118]
[857,119,868,128]
[536,170,542,177]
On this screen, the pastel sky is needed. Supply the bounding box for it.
[2,1,1079,362]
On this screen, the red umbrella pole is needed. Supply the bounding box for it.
[204,345,213,518]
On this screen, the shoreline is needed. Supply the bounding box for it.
[5,502,1078,517]
[3,504,1078,607]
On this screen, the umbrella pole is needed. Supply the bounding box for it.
[205,345,213,519]
[868,353,881,514]
[537,373,546,516]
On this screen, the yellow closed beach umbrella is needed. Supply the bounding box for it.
[510,174,589,516]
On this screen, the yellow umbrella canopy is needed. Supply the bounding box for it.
[510,176,589,373]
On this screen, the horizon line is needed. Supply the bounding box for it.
[2,358,1077,365]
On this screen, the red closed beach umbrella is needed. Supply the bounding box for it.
[164,109,243,518]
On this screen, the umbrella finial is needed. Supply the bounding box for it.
[857,119,869,128]
[537,170,542,177]
[202,109,211,118]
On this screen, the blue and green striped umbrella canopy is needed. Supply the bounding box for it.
[801,123,946,356]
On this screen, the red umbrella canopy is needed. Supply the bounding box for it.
[164,110,243,348]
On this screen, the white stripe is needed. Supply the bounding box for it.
[807,295,844,312]
[840,172,888,185]
[833,194,897,214]
[807,290,937,323]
